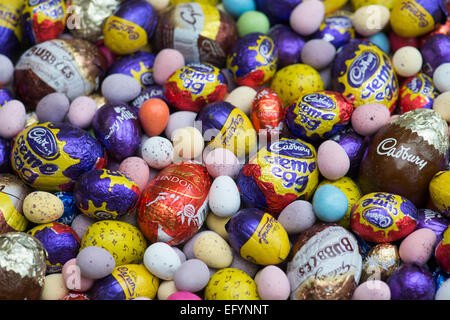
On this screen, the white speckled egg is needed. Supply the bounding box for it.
[143,242,182,280]
[141,136,174,169]
[157,280,178,300]
[193,231,233,269]
[23,191,64,224]
[208,176,241,217]
[76,246,116,279]
[256,265,290,300]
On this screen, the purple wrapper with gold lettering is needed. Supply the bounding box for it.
[268,24,305,69]
[387,264,435,300]
[416,208,449,240]
[107,51,156,88]
[421,34,450,77]
[131,85,165,109]
[90,273,125,300]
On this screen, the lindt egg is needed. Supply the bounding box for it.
[0,232,47,300]
[226,208,290,265]
[416,209,449,239]
[237,138,319,215]
[196,101,257,158]
[435,226,450,273]
[251,88,284,139]
[285,90,354,143]
[332,40,399,112]
[421,34,450,77]
[287,223,362,300]
[360,243,400,283]
[350,192,418,243]
[92,103,141,161]
[312,16,355,49]
[107,52,156,88]
[153,2,238,67]
[164,63,228,112]
[429,171,450,218]
[11,122,105,192]
[0,0,23,59]
[387,263,435,300]
[28,222,81,274]
[137,163,211,245]
[358,108,449,207]
[267,24,306,69]
[399,73,438,114]
[226,33,277,89]
[0,174,30,234]
[103,0,158,55]
[204,267,260,300]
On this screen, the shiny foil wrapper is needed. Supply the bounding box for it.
[0,88,13,108]
[251,88,284,138]
[137,163,211,246]
[0,0,23,59]
[107,51,156,88]
[89,93,108,109]
[69,0,123,42]
[14,38,106,109]
[416,209,449,239]
[61,292,90,300]
[432,265,450,292]
[131,85,165,108]
[419,19,450,48]
[360,243,400,283]
[312,16,355,49]
[90,272,125,300]
[0,137,10,173]
[399,73,438,114]
[435,226,450,273]
[421,34,450,77]
[0,232,47,300]
[153,2,238,68]
[255,0,301,23]
[92,103,141,161]
[54,191,78,225]
[28,222,80,274]
[0,173,30,234]
[287,223,362,300]
[387,264,435,300]
[268,24,305,69]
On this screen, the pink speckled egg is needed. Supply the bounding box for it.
[317,140,350,180]
[153,49,185,86]
[399,228,437,265]
[167,291,202,300]
[0,100,26,139]
[352,280,391,300]
[67,96,98,129]
[351,103,391,136]
[289,0,325,36]
[204,147,242,179]
[71,214,96,240]
[61,258,94,292]
[256,265,290,300]
[119,156,150,191]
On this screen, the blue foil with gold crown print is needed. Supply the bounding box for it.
[107,51,156,88]
[0,0,23,59]
[332,40,399,113]
[226,33,277,89]
[311,16,355,49]
[11,122,105,192]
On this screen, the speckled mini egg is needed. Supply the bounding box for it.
[90,264,159,300]
[208,176,241,217]
[74,169,140,220]
[143,242,182,280]
[193,231,233,269]
[28,222,81,274]
[311,16,355,49]
[227,33,278,89]
[173,258,210,292]
[429,171,450,218]
[204,267,260,300]
[23,191,64,224]
[76,246,116,280]
[80,220,147,266]
[140,136,173,169]
[0,173,30,234]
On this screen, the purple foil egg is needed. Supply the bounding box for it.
[90,273,125,300]
[0,137,10,173]
[421,34,450,77]
[107,51,156,88]
[255,0,302,23]
[416,209,449,240]
[130,85,166,109]
[387,264,435,300]
[92,103,142,161]
[0,88,13,107]
[311,16,355,49]
[268,24,306,69]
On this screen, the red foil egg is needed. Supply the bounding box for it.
[251,88,284,140]
[399,73,438,114]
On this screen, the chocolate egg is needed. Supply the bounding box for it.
[421,34,450,77]
[131,85,166,109]
[0,137,10,173]
[435,226,450,273]
[387,264,435,300]
[251,88,284,139]
[14,38,106,109]
[92,103,141,161]
[429,170,450,218]
[255,0,301,23]
[11,122,105,192]
[0,174,30,234]
[107,51,156,88]
[311,16,355,49]
[74,169,139,220]
[153,2,238,67]
[0,232,47,300]
[332,40,399,112]
[350,0,396,10]
[268,24,305,69]
[237,138,319,216]
[54,191,77,225]
[416,209,449,239]
[399,73,438,114]
[0,88,14,108]
[137,163,211,246]
[360,243,400,283]
[350,192,418,243]
[358,108,449,207]
[0,0,23,59]
[287,223,362,300]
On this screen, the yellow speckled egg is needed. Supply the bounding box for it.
[350,0,396,10]
[23,191,64,224]
[204,268,260,300]
[81,220,147,266]
[193,231,232,268]
[270,64,324,107]
[205,212,231,240]
[429,171,450,218]
[318,177,362,229]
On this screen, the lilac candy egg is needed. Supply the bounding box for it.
[107,52,156,88]
[421,34,450,77]
[268,24,306,69]
[0,137,10,173]
[130,85,166,109]
[92,103,141,161]
[387,264,435,300]
[311,16,355,49]
[416,209,449,240]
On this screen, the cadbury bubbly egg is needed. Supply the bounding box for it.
[107,51,156,88]
[0,174,30,234]
[399,73,438,114]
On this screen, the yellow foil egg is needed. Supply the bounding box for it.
[112,264,159,299]
[429,171,450,218]
[0,174,30,234]
[204,268,260,300]
[323,0,349,14]
[81,220,147,266]
[350,0,396,10]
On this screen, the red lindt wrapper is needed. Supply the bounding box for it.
[137,163,212,246]
[251,88,284,139]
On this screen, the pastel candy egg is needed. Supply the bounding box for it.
[193,231,233,268]
[206,212,231,240]
[76,246,116,279]
[223,0,256,17]
[278,200,316,234]
[173,258,210,292]
[435,278,450,300]
[23,191,64,224]
[173,245,187,264]
[433,92,450,122]
[236,10,270,37]
[157,280,178,300]
[204,268,260,300]
[433,63,450,93]
[317,140,350,180]
[312,185,348,222]
[0,100,26,139]
[153,49,185,86]
[224,86,257,116]
[256,265,290,300]
[392,46,423,78]
[301,39,336,71]
[61,258,94,292]
[168,291,202,300]
[172,126,205,161]
[289,0,325,36]
[36,93,70,123]
[0,54,14,86]
[351,103,391,136]
[139,98,170,137]
[369,32,390,54]
[67,96,98,129]
[118,156,150,191]
[101,74,142,103]
[399,228,436,265]
[70,214,96,240]
[182,231,205,260]
[351,5,390,37]
[143,242,182,280]
[140,136,173,169]
[40,274,69,300]
[208,176,241,217]
[204,147,241,179]
[229,247,260,278]
[164,111,197,140]
[352,280,391,300]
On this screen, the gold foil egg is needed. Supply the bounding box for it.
[360,243,400,282]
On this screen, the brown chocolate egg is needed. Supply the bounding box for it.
[358,109,449,207]
[360,243,400,283]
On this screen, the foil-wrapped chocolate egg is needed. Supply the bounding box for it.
[197,101,257,158]
[435,226,450,273]
[255,0,301,23]
[350,0,396,10]
[285,90,354,143]
[54,191,77,225]
[431,265,450,293]
[153,2,238,68]
[0,232,47,300]
[137,163,211,246]
[237,138,319,216]
[103,0,158,55]
[227,33,278,89]
[421,34,450,77]
[0,88,13,108]
[0,137,10,173]
[416,209,449,239]
[358,108,449,207]
[28,222,80,274]
[107,51,156,88]
[14,38,106,109]
[387,263,435,300]
[131,85,165,108]
[0,173,30,234]
[164,63,228,112]
[429,171,450,218]
[74,169,139,220]
[399,73,438,114]
[251,88,284,140]
[0,0,23,59]
[360,243,400,283]
[350,192,418,243]
[311,16,355,49]
[92,103,141,161]
[332,40,399,112]
[268,24,306,69]
[11,122,105,192]
[225,208,290,265]
[287,223,362,300]
[90,264,159,300]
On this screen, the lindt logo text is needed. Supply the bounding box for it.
[376,137,428,170]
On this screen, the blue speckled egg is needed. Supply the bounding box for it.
[312,184,348,222]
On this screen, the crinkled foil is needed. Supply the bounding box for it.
[360,243,400,283]
[88,93,107,109]
[392,108,449,156]
[0,232,47,300]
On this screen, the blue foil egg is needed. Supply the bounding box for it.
[107,51,156,88]
[54,192,78,225]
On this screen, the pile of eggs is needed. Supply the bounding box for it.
[0,0,450,302]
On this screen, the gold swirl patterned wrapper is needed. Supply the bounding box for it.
[360,243,400,282]
[0,174,30,234]
[0,232,47,300]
